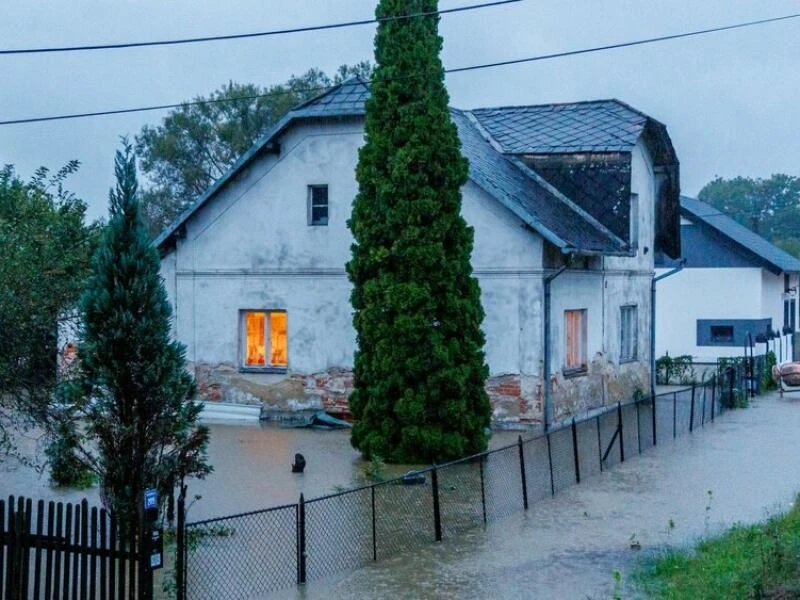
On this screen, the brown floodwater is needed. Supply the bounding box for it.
[4,394,800,598]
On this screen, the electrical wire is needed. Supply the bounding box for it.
[0,0,522,55]
[1,11,798,126]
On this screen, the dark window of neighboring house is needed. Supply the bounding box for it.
[308,185,329,226]
[710,325,734,344]
[620,305,638,361]
[629,193,639,249]
[564,309,587,373]
[785,298,797,332]
[241,310,288,370]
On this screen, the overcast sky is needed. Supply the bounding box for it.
[1,0,798,222]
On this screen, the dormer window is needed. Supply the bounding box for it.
[308,185,329,226]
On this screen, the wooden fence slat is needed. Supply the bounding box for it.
[3,497,12,600]
[62,503,72,600]
[33,500,44,599]
[80,500,89,600]
[0,498,6,600]
[53,502,64,600]
[108,514,122,598]
[71,504,80,600]
[90,507,98,600]
[99,509,107,600]
[128,527,136,600]
[44,502,55,600]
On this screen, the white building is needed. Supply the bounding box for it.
[157,79,681,426]
[655,196,800,364]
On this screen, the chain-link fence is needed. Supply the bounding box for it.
[180,369,754,599]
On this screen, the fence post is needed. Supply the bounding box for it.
[701,383,707,427]
[596,416,603,473]
[297,494,307,585]
[689,384,696,433]
[673,392,677,438]
[371,486,377,561]
[138,493,154,600]
[571,419,581,484]
[176,485,187,600]
[431,466,442,542]
[711,377,716,422]
[635,399,642,455]
[617,402,625,463]
[652,391,658,447]
[517,435,530,509]
[546,433,555,496]
[728,368,735,410]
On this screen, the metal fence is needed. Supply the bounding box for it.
[180,372,746,600]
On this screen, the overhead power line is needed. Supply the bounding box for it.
[0,0,522,55]
[1,12,798,127]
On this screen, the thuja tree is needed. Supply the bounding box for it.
[347,0,490,463]
[60,141,210,533]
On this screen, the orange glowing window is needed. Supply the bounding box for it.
[242,310,287,368]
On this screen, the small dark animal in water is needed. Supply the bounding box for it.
[292,453,306,473]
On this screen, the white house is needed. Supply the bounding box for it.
[655,196,800,363]
[157,79,681,426]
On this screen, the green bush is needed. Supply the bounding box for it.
[655,353,695,385]
[46,420,95,489]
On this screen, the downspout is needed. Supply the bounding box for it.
[650,259,686,396]
[543,259,570,431]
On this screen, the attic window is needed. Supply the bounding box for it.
[308,185,329,226]
[242,310,288,370]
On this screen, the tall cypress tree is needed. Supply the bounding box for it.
[67,140,210,533]
[347,0,490,463]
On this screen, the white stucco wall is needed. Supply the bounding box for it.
[161,119,659,418]
[655,267,776,361]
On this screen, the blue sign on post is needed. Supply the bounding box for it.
[144,488,158,511]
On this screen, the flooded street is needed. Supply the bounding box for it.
[268,393,800,599]
[0,417,521,522]
[4,394,800,598]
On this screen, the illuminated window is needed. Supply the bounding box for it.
[242,310,288,369]
[564,309,587,371]
[308,185,328,226]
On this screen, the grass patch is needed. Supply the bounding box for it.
[637,497,800,599]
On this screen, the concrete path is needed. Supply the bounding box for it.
[277,392,800,599]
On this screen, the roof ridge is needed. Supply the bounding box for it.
[470,98,635,113]
[291,77,369,112]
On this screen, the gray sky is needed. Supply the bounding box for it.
[1,0,799,222]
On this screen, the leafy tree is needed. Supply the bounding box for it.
[58,141,210,533]
[698,174,800,256]
[0,162,96,462]
[347,0,490,463]
[136,63,372,237]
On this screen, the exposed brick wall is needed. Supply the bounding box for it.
[190,361,647,426]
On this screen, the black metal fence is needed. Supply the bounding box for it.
[1,496,144,600]
[179,372,748,600]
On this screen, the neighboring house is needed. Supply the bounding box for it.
[655,196,800,363]
[157,78,681,425]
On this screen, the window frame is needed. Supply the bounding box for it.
[239,309,288,373]
[619,304,638,363]
[307,184,329,226]
[563,308,588,376]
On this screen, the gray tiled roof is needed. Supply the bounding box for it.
[156,79,646,256]
[681,196,800,273]
[453,110,627,254]
[291,78,370,118]
[470,100,651,154]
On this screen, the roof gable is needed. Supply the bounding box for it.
[156,79,669,257]
[671,197,800,273]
